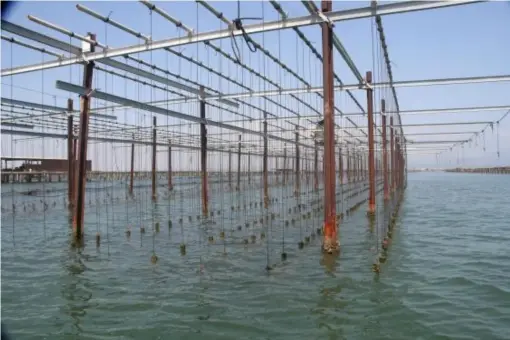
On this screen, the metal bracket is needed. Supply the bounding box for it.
[81,53,90,64]
[81,89,95,99]
[317,10,334,28]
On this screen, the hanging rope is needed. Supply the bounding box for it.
[230,0,260,63]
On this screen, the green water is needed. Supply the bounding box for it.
[2,172,510,339]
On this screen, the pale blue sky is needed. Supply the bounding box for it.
[2,1,509,171]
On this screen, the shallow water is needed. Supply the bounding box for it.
[2,172,510,339]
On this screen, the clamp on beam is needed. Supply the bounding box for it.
[316,9,334,28]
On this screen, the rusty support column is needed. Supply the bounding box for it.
[390,117,395,194]
[263,112,269,207]
[168,139,173,190]
[354,151,358,183]
[67,99,74,211]
[283,145,287,185]
[314,143,319,191]
[366,71,376,215]
[248,152,251,185]
[275,156,279,184]
[129,133,135,195]
[358,152,362,182]
[294,127,300,196]
[237,134,241,191]
[356,152,360,183]
[321,0,337,253]
[338,147,343,184]
[396,137,401,192]
[346,147,350,183]
[151,116,157,201]
[382,101,389,200]
[228,150,232,188]
[200,86,208,216]
[73,33,95,238]
[397,138,401,192]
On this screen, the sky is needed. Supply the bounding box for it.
[1,0,509,171]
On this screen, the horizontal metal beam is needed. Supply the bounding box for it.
[1,20,81,55]
[1,35,64,58]
[195,75,510,103]
[405,131,478,136]
[1,1,482,75]
[340,121,493,129]
[1,122,34,129]
[55,80,313,150]
[1,97,117,120]
[408,140,469,144]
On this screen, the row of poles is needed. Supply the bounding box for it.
[67,1,407,256]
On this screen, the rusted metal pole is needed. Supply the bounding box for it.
[358,152,362,182]
[321,0,337,253]
[390,117,395,194]
[67,99,74,211]
[294,126,300,196]
[395,136,400,192]
[263,112,269,208]
[346,147,350,183]
[73,33,95,238]
[151,116,157,201]
[168,139,173,190]
[396,137,401,192]
[366,71,376,215]
[338,147,343,184]
[275,155,279,184]
[228,150,232,188]
[247,152,251,184]
[200,86,208,216]
[314,143,319,191]
[129,133,134,195]
[237,134,241,191]
[283,145,287,185]
[382,100,389,200]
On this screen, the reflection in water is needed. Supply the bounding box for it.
[314,281,346,340]
[320,253,338,275]
[60,247,93,337]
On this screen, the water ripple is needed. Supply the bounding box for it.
[2,173,510,339]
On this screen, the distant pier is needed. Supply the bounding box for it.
[445,167,510,175]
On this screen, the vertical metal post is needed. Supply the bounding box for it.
[357,152,361,182]
[396,137,401,192]
[200,86,208,216]
[228,150,232,188]
[73,33,95,238]
[275,155,279,184]
[395,137,400,191]
[338,147,343,184]
[283,145,287,185]
[129,133,135,195]
[67,99,74,211]
[168,139,173,190]
[382,100,389,200]
[366,71,376,215]
[247,152,251,185]
[294,126,300,196]
[237,134,241,191]
[390,117,395,194]
[314,143,319,191]
[346,147,350,183]
[321,0,337,253]
[263,112,269,207]
[151,116,157,201]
